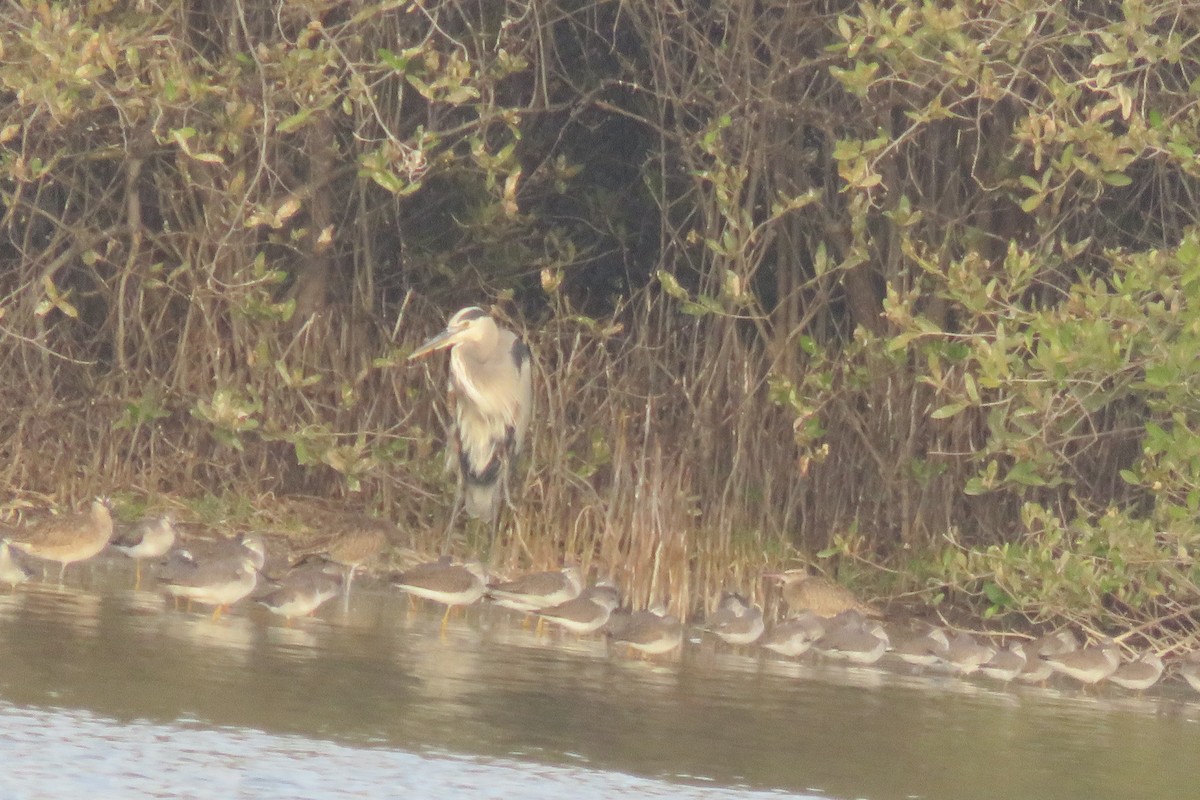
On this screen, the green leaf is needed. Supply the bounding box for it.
[931,402,966,420]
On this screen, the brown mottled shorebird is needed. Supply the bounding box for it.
[0,541,35,589]
[979,643,1028,683]
[607,605,684,656]
[111,514,177,589]
[487,565,584,613]
[1108,653,1164,692]
[765,570,882,619]
[159,551,260,621]
[7,498,114,583]
[702,592,765,646]
[1042,638,1120,686]
[257,558,343,624]
[536,583,622,636]
[290,518,390,598]
[392,558,487,628]
[760,611,826,657]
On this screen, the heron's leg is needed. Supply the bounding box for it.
[442,478,465,553]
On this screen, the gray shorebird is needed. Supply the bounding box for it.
[702,592,765,646]
[1027,629,1080,659]
[159,551,260,621]
[979,643,1028,683]
[257,559,343,624]
[487,565,584,613]
[111,513,177,589]
[535,583,621,636]
[392,558,487,628]
[760,611,826,657]
[940,633,997,676]
[891,625,950,667]
[765,569,882,619]
[7,498,114,583]
[1042,638,1120,686]
[0,541,34,589]
[1016,654,1055,684]
[290,518,390,598]
[607,606,684,656]
[813,611,889,664]
[1178,651,1200,694]
[1108,653,1164,692]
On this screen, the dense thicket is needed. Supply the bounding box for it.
[4,1,1200,635]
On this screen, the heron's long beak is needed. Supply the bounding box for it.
[408,328,458,360]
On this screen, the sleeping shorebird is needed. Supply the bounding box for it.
[765,569,882,619]
[392,558,487,629]
[1178,651,1200,694]
[701,592,765,646]
[760,611,826,658]
[257,558,343,624]
[1027,629,1080,659]
[813,610,889,665]
[890,625,950,668]
[1108,653,1164,693]
[979,643,1028,683]
[607,605,684,657]
[487,565,584,613]
[940,633,997,676]
[535,583,621,636]
[7,498,114,583]
[111,513,177,589]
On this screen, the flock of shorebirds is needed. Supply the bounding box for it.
[2,497,1200,697]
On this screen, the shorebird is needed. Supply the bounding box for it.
[158,533,266,614]
[159,551,260,621]
[890,625,950,667]
[979,643,1028,683]
[257,559,343,624]
[535,583,622,636]
[607,605,684,656]
[765,569,882,619]
[1042,638,1120,686]
[392,558,487,628]
[487,565,584,613]
[1015,654,1055,685]
[1027,629,1080,659]
[290,518,390,599]
[111,513,177,589]
[7,498,114,583]
[760,611,826,657]
[1179,651,1200,694]
[813,610,889,664]
[940,633,997,676]
[0,541,34,589]
[702,592,765,646]
[1108,653,1164,692]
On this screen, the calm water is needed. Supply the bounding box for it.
[0,559,1198,799]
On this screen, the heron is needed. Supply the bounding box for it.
[409,306,533,540]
